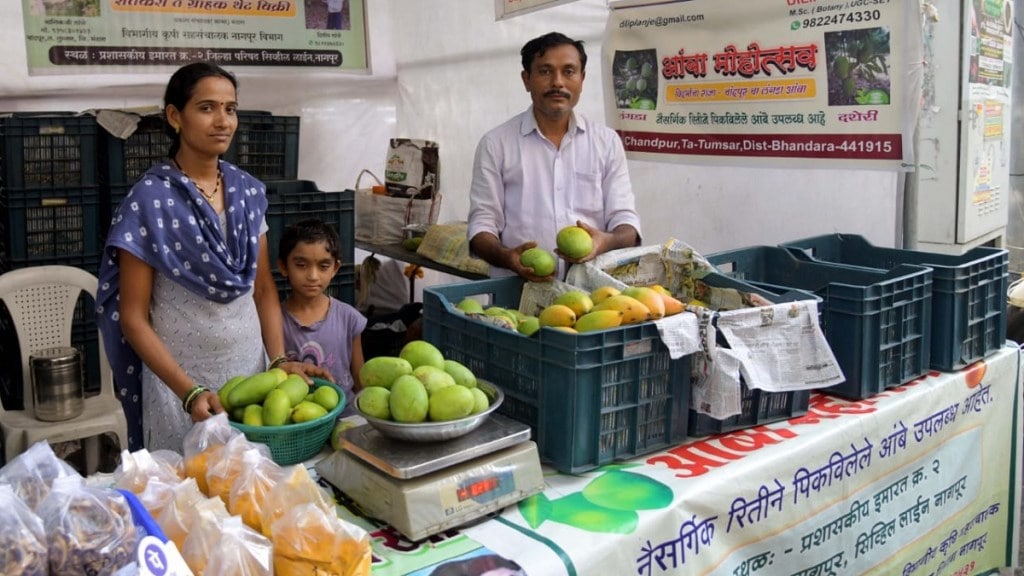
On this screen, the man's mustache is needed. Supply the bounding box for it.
[544,90,572,98]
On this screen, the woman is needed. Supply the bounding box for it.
[96,62,328,452]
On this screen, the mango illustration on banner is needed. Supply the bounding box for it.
[518,466,673,533]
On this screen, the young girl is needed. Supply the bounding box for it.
[278,219,366,415]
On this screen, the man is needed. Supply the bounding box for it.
[468,32,642,280]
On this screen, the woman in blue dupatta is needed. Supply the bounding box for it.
[96,63,329,452]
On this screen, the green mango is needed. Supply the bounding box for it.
[262,389,292,426]
[291,400,329,423]
[242,404,263,427]
[227,371,280,408]
[217,374,248,411]
[275,374,310,407]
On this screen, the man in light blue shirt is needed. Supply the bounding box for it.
[468,32,642,280]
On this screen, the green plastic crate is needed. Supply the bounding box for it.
[686,274,819,437]
[708,245,933,400]
[424,276,689,474]
[781,233,1007,372]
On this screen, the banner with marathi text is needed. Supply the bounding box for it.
[20,0,367,74]
[453,345,1020,576]
[603,0,921,169]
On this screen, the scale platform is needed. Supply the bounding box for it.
[316,414,545,541]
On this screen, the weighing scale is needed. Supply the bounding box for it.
[315,413,546,541]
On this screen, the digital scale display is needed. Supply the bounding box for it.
[455,469,514,505]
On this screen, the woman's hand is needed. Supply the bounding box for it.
[188,390,224,422]
[281,360,334,383]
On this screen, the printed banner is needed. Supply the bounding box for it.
[21,0,368,74]
[494,0,581,21]
[603,0,921,169]
[457,345,1020,576]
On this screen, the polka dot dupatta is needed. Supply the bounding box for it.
[96,160,268,449]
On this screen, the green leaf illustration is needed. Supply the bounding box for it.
[518,492,552,529]
[548,492,639,534]
[581,470,674,511]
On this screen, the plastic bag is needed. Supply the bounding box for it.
[133,476,176,520]
[182,413,240,495]
[151,449,184,478]
[204,516,274,576]
[182,499,241,575]
[155,477,206,551]
[259,465,334,538]
[114,448,182,493]
[0,484,47,576]
[36,476,137,576]
[206,434,268,504]
[229,449,283,532]
[271,502,371,576]
[0,441,80,510]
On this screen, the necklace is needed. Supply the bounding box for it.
[173,158,222,201]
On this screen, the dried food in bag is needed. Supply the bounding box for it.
[182,413,241,495]
[0,484,47,576]
[271,502,371,576]
[0,441,80,510]
[229,449,283,532]
[182,499,241,575]
[36,476,137,576]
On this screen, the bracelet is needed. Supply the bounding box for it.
[268,354,289,370]
[182,385,208,414]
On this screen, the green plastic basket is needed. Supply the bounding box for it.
[229,378,345,465]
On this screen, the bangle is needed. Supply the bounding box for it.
[269,354,289,370]
[182,385,208,414]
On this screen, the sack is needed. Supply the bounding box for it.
[354,169,441,244]
[385,138,439,199]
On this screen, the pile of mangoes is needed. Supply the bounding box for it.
[219,369,340,427]
[357,340,489,424]
[455,284,687,336]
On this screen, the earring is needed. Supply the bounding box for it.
[172,124,180,134]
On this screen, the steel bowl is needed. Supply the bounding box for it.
[354,380,504,442]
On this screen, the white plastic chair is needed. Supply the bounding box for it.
[0,265,128,474]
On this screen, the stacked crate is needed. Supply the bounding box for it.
[0,113,103,408]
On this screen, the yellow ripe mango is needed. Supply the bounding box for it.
[554,290,594,318]
[574,309,624,333]
[538,304,577,327]
[590,286,621,304]
[661,293,686,316]
[593,294,651,325]
[622,286,666,320]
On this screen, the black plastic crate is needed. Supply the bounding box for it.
[265,181,354,265]
[1,186,102,266]
[100,114,171,239]
[780,233,1007,372]
[225,112,299,181]
[0,113,98,189]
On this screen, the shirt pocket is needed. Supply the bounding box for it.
[571,170,604,221]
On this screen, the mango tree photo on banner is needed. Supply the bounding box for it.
[604,0,922,169]
[21,0,368,74]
